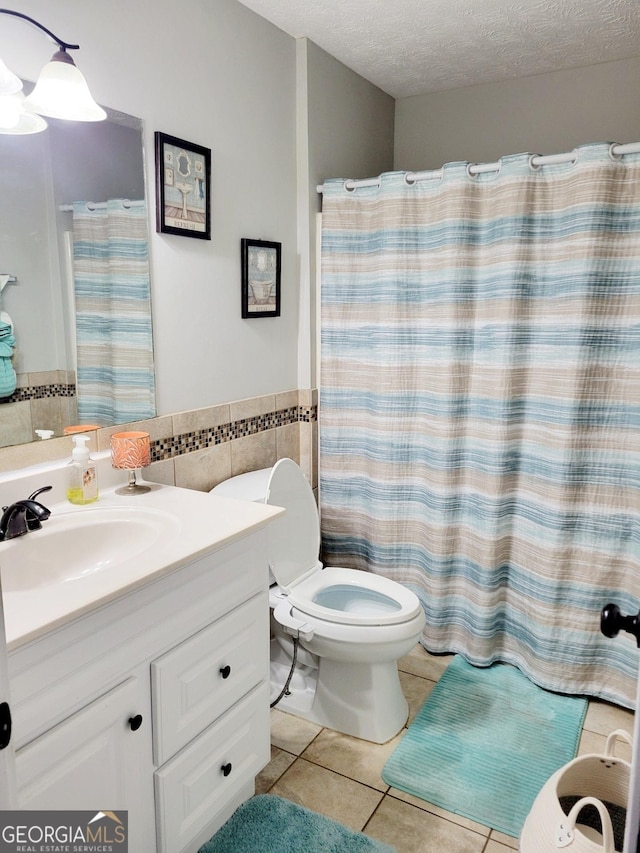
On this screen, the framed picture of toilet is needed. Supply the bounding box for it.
[154,131,211,240]
[241,238,281,318]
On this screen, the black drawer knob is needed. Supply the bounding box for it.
[219,665,231,679]
[128,714,143,731]
[221,762,232,777]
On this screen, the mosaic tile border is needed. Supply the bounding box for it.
[4,383,76,403]
[151,404,317,463]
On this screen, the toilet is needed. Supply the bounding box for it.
[211,458,426,743]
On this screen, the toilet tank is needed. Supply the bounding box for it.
[210,467,275,584]
[209,467,272,503]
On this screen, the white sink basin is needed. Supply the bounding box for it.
[0,507,182,592]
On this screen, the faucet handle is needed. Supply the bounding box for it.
[28,485,52,502]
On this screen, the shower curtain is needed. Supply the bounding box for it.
[72,199,155,425]
[319,143,640,708]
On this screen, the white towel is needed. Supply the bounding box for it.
[0,275,13,330]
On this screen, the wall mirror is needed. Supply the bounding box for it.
[0,95,155,450]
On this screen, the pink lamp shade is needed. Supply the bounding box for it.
[110,431,151,495]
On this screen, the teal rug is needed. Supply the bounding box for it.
[199,794,396,853]
[382,655,587,838]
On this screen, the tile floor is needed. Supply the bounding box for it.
[255,644,635,853]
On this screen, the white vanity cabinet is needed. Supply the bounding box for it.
[7,527,271,853]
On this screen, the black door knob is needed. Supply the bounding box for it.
[219,665,231,679]
[601,603,640,647]
[221,762,232,777]
[128,714,143,731]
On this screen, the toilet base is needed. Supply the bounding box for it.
[270,639,317,714]
[269,638,408,743]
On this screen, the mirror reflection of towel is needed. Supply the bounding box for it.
[0,321,16,398]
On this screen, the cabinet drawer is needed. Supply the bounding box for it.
[154,682,270,853]
[152,592,268,765]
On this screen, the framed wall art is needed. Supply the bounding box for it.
[155,131,211,239]
[241,238,281,318]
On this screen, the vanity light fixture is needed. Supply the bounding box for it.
[0,54,21,95]
[0,7,106,134]
[0,90,47,134]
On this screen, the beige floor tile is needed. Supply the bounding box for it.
[301,727,402,791]
[399,670,436,725]
[270,708,322,755]
[364,796,488,853]
[485,841,517,852]
[583,699,634,739]
[269,757,383,832]
[388,790,490,835]
[577,728,607,757]
[266,648,632,853]
[398,644,455,682]
[255,746,296,794]
[488,829,519,849]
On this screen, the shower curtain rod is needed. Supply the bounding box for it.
[58,199,145,212]
[316,141,640,193]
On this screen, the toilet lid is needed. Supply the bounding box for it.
[266,458,321,591]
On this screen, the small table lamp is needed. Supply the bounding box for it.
[110,431,151,495]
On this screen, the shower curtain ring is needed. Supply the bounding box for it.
[609,143,623,161]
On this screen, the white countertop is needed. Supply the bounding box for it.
[0,483,283,650]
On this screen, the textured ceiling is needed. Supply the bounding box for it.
[236,0,640,98]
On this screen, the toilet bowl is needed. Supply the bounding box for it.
[211,458,426,743]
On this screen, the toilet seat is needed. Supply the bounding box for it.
[266,459,422,627]
[288,568,423,626]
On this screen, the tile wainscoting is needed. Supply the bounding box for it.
[0,388,318,493]
[0,370,77,447]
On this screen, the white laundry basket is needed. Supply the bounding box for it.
[519,729,631,853]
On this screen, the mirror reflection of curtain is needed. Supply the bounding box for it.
[72,199,155,425]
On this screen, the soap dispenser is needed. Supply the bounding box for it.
[66,434,99,505]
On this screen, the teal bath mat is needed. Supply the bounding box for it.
[382,655,587,837]
[199,794,396,853]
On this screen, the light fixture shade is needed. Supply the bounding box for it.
[0,92,47,134]
[0,57,22,96]
[24,51,106,121]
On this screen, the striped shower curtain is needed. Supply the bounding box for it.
[320,142,640,708]
[72,199,155,425]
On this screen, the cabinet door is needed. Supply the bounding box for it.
[0,583,16,808]
[16,677,154,852]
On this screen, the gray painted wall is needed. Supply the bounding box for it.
[297,39,395,387]
[394,57,640,171]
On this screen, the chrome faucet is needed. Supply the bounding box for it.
[0,486,52,541]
